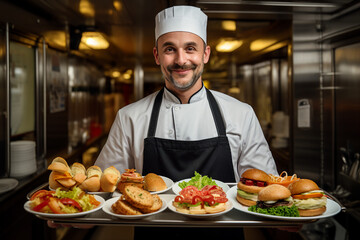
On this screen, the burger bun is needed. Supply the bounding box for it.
[258,184,291,202]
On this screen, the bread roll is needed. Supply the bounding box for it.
[144,173,167,192]
[100,166,120,192]
[48,157,76,189]
[71,162,87,185]
[80,166,102,192]
[47,157,70,173]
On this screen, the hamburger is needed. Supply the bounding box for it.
[249,184,299,217]
[288,179,327,217]
[236,168,270,206]
[117,169,144,194]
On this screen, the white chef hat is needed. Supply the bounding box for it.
[155,5,208,44]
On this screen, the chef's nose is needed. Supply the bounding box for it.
[174,50,187,66]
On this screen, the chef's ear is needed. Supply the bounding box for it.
[153,46,160,65]
[203,45,211,64]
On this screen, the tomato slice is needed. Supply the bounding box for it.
[32,200,50,212]
[30,190,55,201]
[48,197,63,214]
[60,198,83,212]
[293,193,324,199]
[174,195,185,203]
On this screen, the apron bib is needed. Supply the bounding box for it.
[143,88,235,182]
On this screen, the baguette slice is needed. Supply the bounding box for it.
[71,162,87,185]
[47,157,70,173]
[100,166,120,192]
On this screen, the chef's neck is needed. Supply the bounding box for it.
[165,79,203,104]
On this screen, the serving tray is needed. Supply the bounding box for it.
[30,185,317,227]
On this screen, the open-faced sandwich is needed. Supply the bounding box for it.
[173,185,228,214]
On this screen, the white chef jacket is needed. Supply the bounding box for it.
[95,85,278,182]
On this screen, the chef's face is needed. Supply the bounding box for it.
[153,32,211,92]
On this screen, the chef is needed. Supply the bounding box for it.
[95,5,278,182]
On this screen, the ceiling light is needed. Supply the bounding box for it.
[113,1,122,11]
[80,32,109,49]
[216,39,243,52]
[79,0,95,17]
[222,20,236,31]
[250,39,277,51]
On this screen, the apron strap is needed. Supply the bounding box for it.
[147,88,164,137]
[206,88,227,136]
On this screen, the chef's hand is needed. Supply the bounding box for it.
[47,220,94,229]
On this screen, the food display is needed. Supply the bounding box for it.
[236,168,270,206]
[178,171,217,190]
[248,184,300,217]
[117,169,144,194]
[144,173,167,192]
[288,179,327,216]
[173,185,228,214]
[29,186,101,214]
[48,157,120,193]
[111,185,162,215]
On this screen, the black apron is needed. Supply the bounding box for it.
[136,88,243,240]
[142,87,235,182]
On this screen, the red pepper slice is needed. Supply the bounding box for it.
[30,190,55,201]
[60,198,83,212]
[191,195,203,205]
[32,200,50,212]
[174,195,184,203]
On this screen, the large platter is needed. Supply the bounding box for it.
[227,186,341,221]
[24,195,105,218]
[102,196,168,219]
[167,198,233,219]
[172,178,230,195]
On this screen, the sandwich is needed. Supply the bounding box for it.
[288,179,327,216]
[249,184,299,217]
[236,168,270,206]
[48,157,77,190]
[117,169,144,194]
[144,173,167,192]
[100,166,120,192]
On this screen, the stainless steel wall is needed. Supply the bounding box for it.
[292,5,360,191]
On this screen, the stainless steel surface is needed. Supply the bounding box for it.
[5,23,10,178]
[0,23,7,177]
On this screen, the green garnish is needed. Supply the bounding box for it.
[248,205,300,217]
[178,171,217,190]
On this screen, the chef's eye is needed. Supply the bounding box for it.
[186,46,196,52]
[164,47,175,53]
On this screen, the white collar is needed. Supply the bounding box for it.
[163,84,206,104]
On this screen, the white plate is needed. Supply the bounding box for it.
[102,196,168,219]
[0,178,19,194]
[227,186,341,221]
[24,195,105,218]
[172,178,230,195]
[112,175,174,197]
[167,198,233,218]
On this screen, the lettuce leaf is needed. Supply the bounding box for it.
[248,205,300,217]
[178,171,217,189]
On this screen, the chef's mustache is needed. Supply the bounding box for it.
[167,63,197,72]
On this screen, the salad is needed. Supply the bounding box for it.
[29,186,101,214]
[178,171,217,190]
